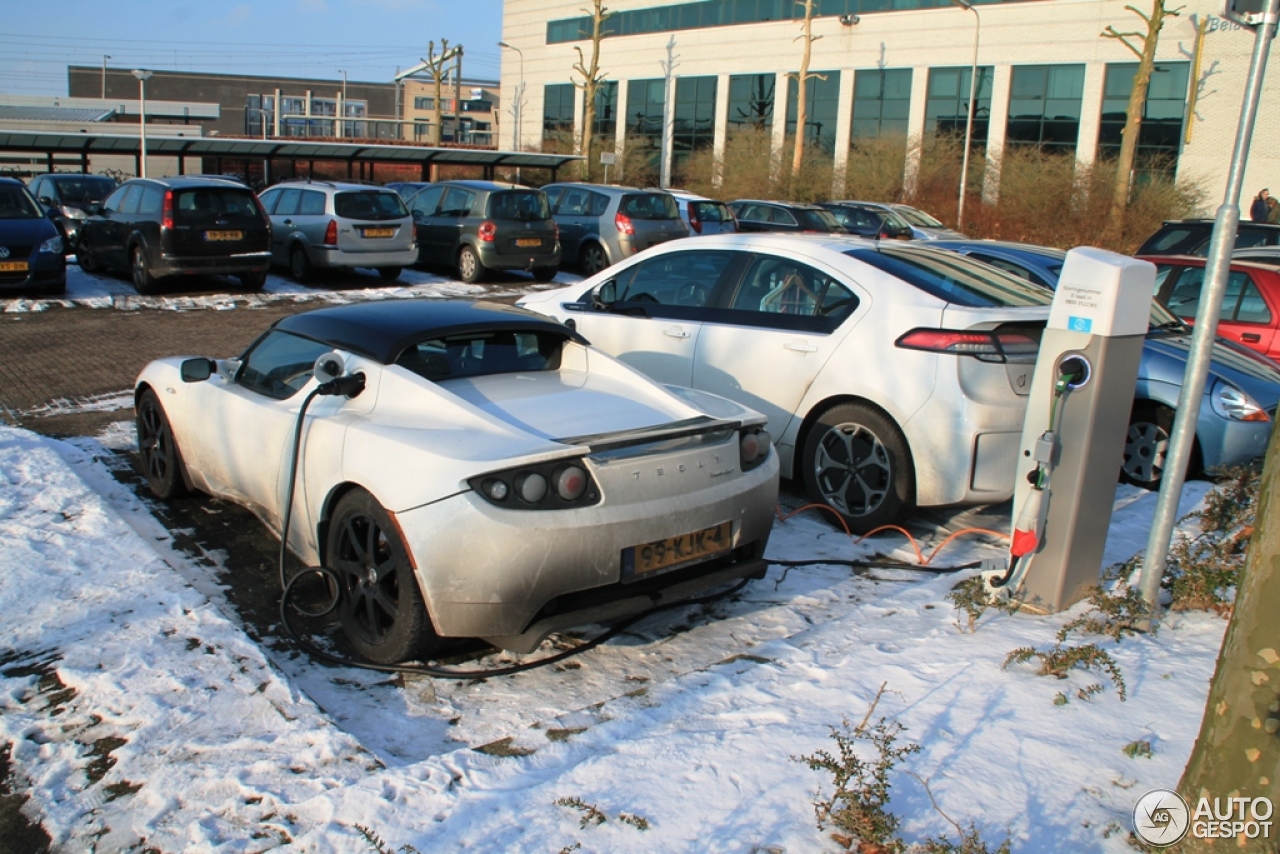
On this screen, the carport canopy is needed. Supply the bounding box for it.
[0,129,583,181]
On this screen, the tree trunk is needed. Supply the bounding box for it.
[790,0,816,184]
[1176,420,1280,853]
[1106,0,1169,234]
[574,0,609,182]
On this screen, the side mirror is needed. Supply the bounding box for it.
[38,196,54,207]
[86,202,102,216]
[180,358,214,383]
[593,280,617,309]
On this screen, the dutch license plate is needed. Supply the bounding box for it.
[0,261,29,272]
[626,521,732,577]
[204,230,242,241]
[515,238,541,248]
[363,227,395,238]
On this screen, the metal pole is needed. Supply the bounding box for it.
[498,41,525,151]
[950,0,980,229]
[101,56,111,99]
[660,36,679,190]
[132,69,152,179]
[1137,0,1279,614]
[338,69,347,138]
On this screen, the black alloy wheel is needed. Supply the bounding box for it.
[135,389,189,500]
[802,402,914,534]
[131,245,160,295]
[289,245,313,283]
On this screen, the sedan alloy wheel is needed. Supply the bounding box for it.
[802,403,913,533]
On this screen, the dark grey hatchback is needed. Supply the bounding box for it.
[77,176,272,294]
[404,180,560,282]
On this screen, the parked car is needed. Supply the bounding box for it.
[26,173,117,246]
[404,180,560,282]
[519,234,1055,532]
[819,201,914,240]
[929,240,1280,487]
[663,189,738,236]
[542,183,688,275]
[727,200,846,235]
[1136,219,1280,256]
[0,176,66,296]
[1140,254,1280,361]
[385,181,432,198]
[77,176,271,294]
[257,179,417,282]
[844,202,965,240]
[1232,245,1280,266]
[133,299,779,662]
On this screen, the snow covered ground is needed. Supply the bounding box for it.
[0,416,1224,853]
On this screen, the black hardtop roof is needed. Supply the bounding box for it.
[274,299,587,365]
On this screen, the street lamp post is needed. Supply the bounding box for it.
[101,55,112,99]
[497,41,525,152]
[950,0,981,230]
[338,69,348,137]
[132,69,153,178]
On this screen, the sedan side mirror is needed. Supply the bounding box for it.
[86,202,102,216]
[180,358,214,383]
[38,196,54,207]
[592,280,617,309]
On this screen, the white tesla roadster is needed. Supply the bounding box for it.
[134,299,779,663]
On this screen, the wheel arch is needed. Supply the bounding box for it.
[315,481,414,569]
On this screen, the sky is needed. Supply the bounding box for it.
[1,0,506,97]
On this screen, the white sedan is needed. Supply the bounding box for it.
[134,299,779,663]
[519,234,1054,532]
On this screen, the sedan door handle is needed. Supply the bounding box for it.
[1241,332,1262,343]
[663,326,691,339]
[784,341,819,353]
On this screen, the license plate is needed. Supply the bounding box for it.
[624,521,732,578]
[363,228,395,238]
[204,230,242,241]
[0,261,28,272]
[515,238,542,248]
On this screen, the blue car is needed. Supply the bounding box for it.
[0,176,66,296]
[927,239,1280,488]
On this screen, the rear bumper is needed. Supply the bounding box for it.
[155,250,271,277]
[476,242,562,271]
[310,245,419,269]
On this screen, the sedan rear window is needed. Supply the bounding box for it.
[334,191,409,220]
[397,330,566,381]
[489,190,550,221]
[620,193,680,220]
[846,246,1051,307]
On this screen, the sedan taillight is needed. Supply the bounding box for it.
[895,328,1040,363]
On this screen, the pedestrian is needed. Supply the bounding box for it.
[1268,196,1280,225]
[1250,188,1271,222]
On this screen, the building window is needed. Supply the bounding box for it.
[674,75,717,173]
[786,71,840,154]
[245,94,275,137]
[1098,61,1189,177]
[593,81,618,138]
[1006,64,1086,153]
[414,96,434,110]
[925,66,992,145]
[727,73,775,133]
[851,68,912,141]
[627,78,666,169]
[543,83,576,143]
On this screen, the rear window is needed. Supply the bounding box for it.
[620,193,680,220]
[489,190,550,221]
[692,201,729,223]
[845,246,1052,307]
[172,188,260,221]
[334,191,408,220]
[894,206,943,227]
[796,208,843,231]
[1145,226,1198,253]
[395,330,566,381]
[52,176,115,203]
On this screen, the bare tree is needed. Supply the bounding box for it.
[1176,425,1280,853]
[1101,0,1181,232]
[421,39,463,146]
[572,0,612,180]
[789,0,825,184]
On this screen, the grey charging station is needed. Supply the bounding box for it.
[986,247,1155,611]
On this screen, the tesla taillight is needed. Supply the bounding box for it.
[615,212,635,235]
[478,220,497,242]
[323,219,338,246]
[161,190,174,230]
[895,328,1039,363]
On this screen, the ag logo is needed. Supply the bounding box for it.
[1134,788,1191,846]
[0,247,9,259]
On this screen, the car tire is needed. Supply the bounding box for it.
[457,245,485,283]
[131,245,160,295]
[377,266,402,281]
[532,266,558,283]
[801,402,914,534]
[580,242,607,276]
[239,269,268,291]
[1122,403,1178,489]
[289,245,313,283]
[136,388,190,500]
[77,234,103,274]
[328,489,439,664]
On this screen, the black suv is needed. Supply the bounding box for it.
[727,200,847,234]
[1136,219,1280,256]
[26,173,117,246]
[77,176,272,294]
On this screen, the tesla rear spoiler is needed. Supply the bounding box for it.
[558,416,742,454]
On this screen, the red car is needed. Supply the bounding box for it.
[1140,255,1280,361]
